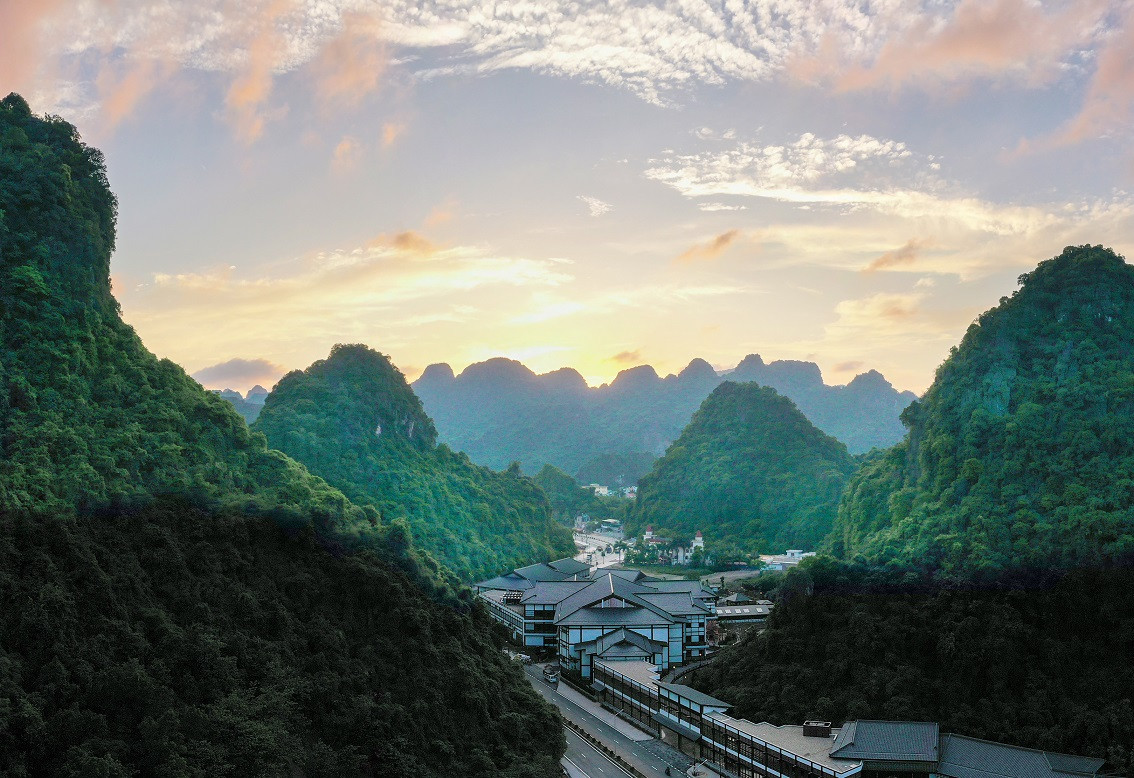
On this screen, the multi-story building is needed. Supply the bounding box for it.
[475,559,716,674]
[591,660,1106,778]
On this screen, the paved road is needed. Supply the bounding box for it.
[525,667,694,778]
[562,728,636,778]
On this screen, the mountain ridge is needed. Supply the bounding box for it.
[253,344,577,581]
[412,353,916,478]
[629,381,858,555]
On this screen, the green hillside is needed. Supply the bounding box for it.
[0,93,563,776]
[630,382,858,555]
[252,344,576,581]
[691,560,1133,774]
[834,245,1134,572]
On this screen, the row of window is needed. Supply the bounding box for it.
[700,720,846,778]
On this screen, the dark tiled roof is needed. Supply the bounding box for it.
[937,734,1105,778]
[474,573,534,591]
[638,591,712,616]
[548,558,591,576]
[657,682,730,709]
[555,573,678,623]
[578,627,665,658]
[830,720,939,762]
[557,605,665,627]
[514,561,577,582]
[520,581,591,603]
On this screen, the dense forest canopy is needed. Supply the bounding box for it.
[691,558,1134,775]
[629,382,858,555]
[0,94,361,533]
[532,463,629,525]
[834,245,1134,573]
[412,353,913,478]
[253,344,576,581]
[0,93,565,776]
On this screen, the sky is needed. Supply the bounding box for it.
[5,0,1134,394]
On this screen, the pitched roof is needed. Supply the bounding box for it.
[557,606,666,627]
[555,573,676,623]
[657,682,730,709]
[474,573,534,591]
[513,561,577,582]
[578,627,665,658]
[519,580,591,603]
[638,591,712,616]
[830,720,938,762]
[937,734,1105,778]
[547,558,590,576]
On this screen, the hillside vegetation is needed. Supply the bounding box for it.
[253,345,576,581]
[630,382,858,555]
[0,93,564,776]
[835,245,1134,572]
[692,559,1134,774]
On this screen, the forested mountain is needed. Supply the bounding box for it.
[532,464,629,524]
[0,93,564,776]
[629,382,858,555]
[691,560,1133,775]
[834,245,1134,572]
[253,344,576,581]
[213,387,266,424]
[412,354,913,479]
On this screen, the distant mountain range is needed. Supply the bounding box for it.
[412,354,917,479]
[211,384,268,424]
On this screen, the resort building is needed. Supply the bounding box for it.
[476,559,716,675]
[591,661,1106,778]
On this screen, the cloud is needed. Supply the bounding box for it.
[677,230,741,263]
[864,238,928,272]
[95,56,174,129]
[313,12,387,107]
[698,203,748,212]
[0,0,66,89]
[21,0,1128,128]
[609,350,642,364]
[1043,8,1134,147]
[578,195,613,217]
[425,199,458,226]
[331,135,361,173]
[191,357,286,390]
[833,360,865,373]
[367,230,441,256]
[646,130,1134,278]
[382,121,406,147]
[809,0,1109,92]
[646,132,921,203]
[224,0,295,144]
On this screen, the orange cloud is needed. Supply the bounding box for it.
[796,0,1106,92]
[0,0,66,89]
[331,135,361,173]
[863,239,928,273]
[382,121,406,148]
[677,230,741,263]
[313,12,387,107]
[425,199,458,227]
[1048,9,1134,146]
[609,350,642,364]
[96,57,176,129]
[367,231,440,256]
[225,0,295,144]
